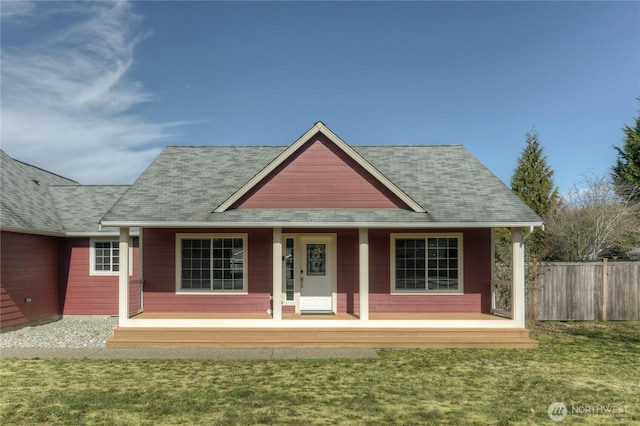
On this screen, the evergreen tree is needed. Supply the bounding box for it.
[511,129,559,217]
[612,104,640,203]
[503,130,559,261]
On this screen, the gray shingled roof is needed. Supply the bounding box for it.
[102,146,282,223]
[49,185,130,234]
[1,150,132,235]
[1,149,78,234]
[355,146,541,223]
[102,144,542,226]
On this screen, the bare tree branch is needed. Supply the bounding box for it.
[545,175,640,260]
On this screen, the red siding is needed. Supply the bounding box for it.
[139,228,491,315]
[234,133,408,209]
[0,232,60,329]
[59,237,140,315]
[336,229,359,314]
[368,228,492,313]
[142,228,272,313]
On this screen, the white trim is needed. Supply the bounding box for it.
[175,233,249,295]
[118,228,130,326]
[282,235,298,306]
[89,237,134,276]
[390,233,464,295]
[101,220,544,229]
[0,226,141,238]
[138,229,143,311]
[138,229,144,283]
[511,228,526,328]
[67,231,140,237]
[272,228,283,320]
[389,292,466,296]
[359,228,369,321]
[213,122,426,213]
[116,318,523,329]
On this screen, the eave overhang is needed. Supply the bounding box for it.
[0,226,66,237]
[100,220,544,230]
[0,226,139,238]
[65,230,140,237]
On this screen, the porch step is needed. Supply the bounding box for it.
[106,327,539,349]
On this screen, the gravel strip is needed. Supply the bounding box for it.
[0,316,118,348]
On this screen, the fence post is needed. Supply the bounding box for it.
[532,261,539,321]
[602,258,608,321]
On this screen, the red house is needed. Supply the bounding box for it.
[0,150,140,330]
[100,122,542,348]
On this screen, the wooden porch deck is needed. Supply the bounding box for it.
[107,312,537,349]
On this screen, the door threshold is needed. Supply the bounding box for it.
[300,311,335,315]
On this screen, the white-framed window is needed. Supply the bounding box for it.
[391,233,463,294]
[176,234,248,294]
[89,238,134,276]
[283,237,295,303]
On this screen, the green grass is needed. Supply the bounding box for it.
[1,321,639,425]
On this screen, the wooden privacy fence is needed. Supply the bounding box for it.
[536,261,639,321]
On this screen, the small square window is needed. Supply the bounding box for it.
[92,240,120,274]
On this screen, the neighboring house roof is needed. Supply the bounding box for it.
[49,185,130,234]
[626,248,640,260]
[102,123,542,228]
[1,149,131,236]
[0,149,78,235]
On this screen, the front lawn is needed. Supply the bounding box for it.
[1,322,638,425]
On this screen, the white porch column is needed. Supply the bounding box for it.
[118,227,130,326]
[511,228,526,328]
[272,227,283,320]
[359,228,369,321]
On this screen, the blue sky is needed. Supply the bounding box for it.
[1,1,638,195]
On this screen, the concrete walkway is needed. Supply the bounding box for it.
[0,347,380,360]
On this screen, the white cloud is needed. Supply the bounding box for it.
[1,0,176,184]
[0,1,36,20]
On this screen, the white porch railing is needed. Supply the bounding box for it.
[491,280,513,318]
[128,279,144,317]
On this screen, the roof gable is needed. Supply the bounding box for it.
[232,132,410,209]
[215,122,426,213]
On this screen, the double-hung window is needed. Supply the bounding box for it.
[177,234,247,293]
[392,234,463,294]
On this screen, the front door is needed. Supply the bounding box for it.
[299,236,334,313]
